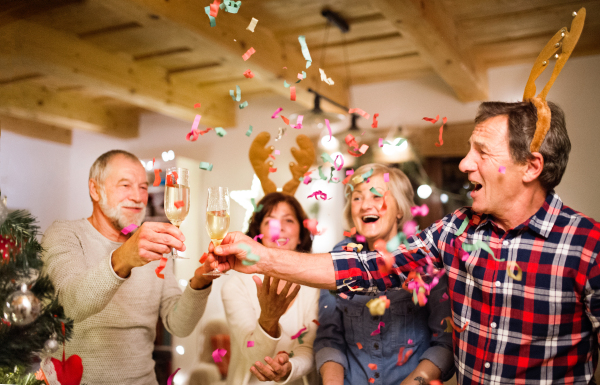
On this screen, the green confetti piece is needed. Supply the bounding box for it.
[215,127,227,137]
[301,71,307,79]
[204,6,216,27]
[284,80,290,88]
[289,351,294,358]
[362,168,374,179]
[239,101,249,109]
[240,244,260,266]
[454,217,469,236]
[321,152,335,165]
[386,232,408,252]
[199,162,213,171]
[223,0,241,13]
[462,241,504,262]
[230,85,241,102]
[329,167,340,183]
[298,331,308,344]
[250,198,263,213]
[298,35,312,68]
[317,166,329,181]
[383,138,407,147]
[370,187,383,197]
[246,125,253,137]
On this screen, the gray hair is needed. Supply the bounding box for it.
[343,163,415,229]
[89,150,140,186]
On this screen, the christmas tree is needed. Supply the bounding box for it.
[0,199,74,385]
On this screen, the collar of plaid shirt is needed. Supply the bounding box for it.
[332,191,600,385]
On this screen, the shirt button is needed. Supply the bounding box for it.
[374,373,380,378]
[495,281,501,287]
[503,240,509,246]
[485,362,491,369]
[491,322,497,328]
[374,343,379,350]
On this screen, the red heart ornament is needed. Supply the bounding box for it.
[51,353,83,385]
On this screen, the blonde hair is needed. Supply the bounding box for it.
[343,163,415,229]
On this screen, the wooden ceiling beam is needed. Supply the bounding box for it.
[98,0,349,112]
[370,0,488,102]
[0,83,139,138]
[0,115,73,145]
[0,19,235,128]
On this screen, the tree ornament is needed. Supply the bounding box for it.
[3,283,41,326]
[44,333,59,354]
[0,195,8,227]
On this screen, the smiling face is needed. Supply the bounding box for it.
[97,155,148,231]
[351,173,401,249]
[459,115,527,217]
[259,202,301,251]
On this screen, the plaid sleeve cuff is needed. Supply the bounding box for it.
[419,345,455,381]
[331,251,404,294]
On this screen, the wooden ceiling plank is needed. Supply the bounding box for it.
[0,83,138,138]
[0,19,235,127]
[0,115,73,145]
[370,0,488,102]
[97,0,349,112]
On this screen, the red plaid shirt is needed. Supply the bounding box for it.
[332,192,600,384]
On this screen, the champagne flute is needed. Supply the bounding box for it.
[204,187,230,276]
[164,167,190,259]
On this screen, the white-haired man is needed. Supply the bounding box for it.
[42,150,219,385]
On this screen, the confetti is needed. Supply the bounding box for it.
[174,200,184,209]
[246,125,253,136]
[186,129,200,142]
[356,235,366,243]
[396,347,414,366]
[121,224,138,235]
[209,0,219,17]
[243,69,254,78]
[242,47,256,61]
[191,114,202,131]
[460,249,470,261]
[193,103,201,109]
[462,241,504,262]
[293,115,303,129]
[384,173,389,182]
[357,342,363,349]
[246,17,258,32]
[366,296,389,316]
[240,244,260,266]
[402,220,418,237]
[342,243,363,252]
[281,115,290,126]
[303,218,324,236]
[250,198,263,213]
[319,68,334,85]
[290,86,296,101]
[199,162,213,171]
[442,317,469,333]
[507,261,523,281]
[423,115,440,124]
[368,363,377,371]
[167,368,180,385]
[359,144,369,154]
[370,187,383,197]
[275,127,286,141]
[312,319,320,326]
[370,321,385,336]
[408,339,413,344]
[215,127,227,137]
[455,217,469,236]
[212,348,227,363]
[269,167,277,173]
[349,108,370,119]
[253,234,264,242]
[371,113,379,128]
[200,252,208,263]
[499,166,506,174]
[324,118,332,142]
[343,227,356,238]
[155,256,168,279]
[435,117,447,147]
[379,138,383,147]
[204,6,216,27]
[271,107,283,119]
[291,326,307,340]
[411,204,429,217]
[239,101,248,109]
[247,341,254,347]
[269,219,281,242]
[298,35,312,68]
[153,169,162,186]
[223,0,240,13]
[307,190,329,200]
[440,292,449,302]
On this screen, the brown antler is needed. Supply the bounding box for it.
[249,132,277,194]
[282,134,316,196]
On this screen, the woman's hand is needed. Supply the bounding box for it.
[254,275,301,338]
[250,352,292,382]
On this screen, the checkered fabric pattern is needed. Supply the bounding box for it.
[332,192,600,384]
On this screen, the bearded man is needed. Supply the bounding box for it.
[42,150,219,385]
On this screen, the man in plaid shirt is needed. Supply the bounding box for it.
[212,100,600,384]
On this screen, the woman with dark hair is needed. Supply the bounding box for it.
[222,192,320,385]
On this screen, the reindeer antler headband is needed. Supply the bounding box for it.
[249,131,316,196]
[524,7,586,153]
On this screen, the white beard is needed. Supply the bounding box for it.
[98,188,146,231]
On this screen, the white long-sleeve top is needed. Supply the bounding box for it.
[222,272,319,385]
[41,219,211,385]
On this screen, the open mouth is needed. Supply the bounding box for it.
[471,181,483,192]
[362,215,380,224]
[276,238,289,246]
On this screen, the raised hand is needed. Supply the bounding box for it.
[254,276,300,337]
[210,231,267,274]
[250,352,292,382]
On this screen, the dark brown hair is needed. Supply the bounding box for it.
[245,193,313,252]
[475,101,570,192]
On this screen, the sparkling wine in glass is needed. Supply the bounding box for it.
[164,167,190,259]
[204,187,230,276]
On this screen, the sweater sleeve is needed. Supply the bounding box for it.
[313,289,348,372]
[280,288,319,384]
[41,221,125,322]
[159,257,212,337]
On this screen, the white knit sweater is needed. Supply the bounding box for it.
[41,219,211,385]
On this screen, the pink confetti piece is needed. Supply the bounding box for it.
[440,292,449,302]
[371,113,379,128]
[370,321,385,336]
[435,117,447,147]
[290,86,296,101]
[408,339,413,344]
[194,103,201,108]
[167,368,180,385]
[247,341,254,347]
[186,129,199,142]
[460,249,470,261]
[191,114,202,131]
[303,175,312,184]
[293,115,303,129]
[269,219,281,242]
[359,144,369,154]
[384,173,389,182]
[253,234,264,242]
[242,47,256,61]
[269,167,277,173]
[339,292,348,299]
[356,234,366,243]
[271,107,283,119]
[121,224,139,235]
[411,204,429,217]
[212,348,227,363]
[243,69,254,78]
[402,220,418,237]
[291,326,307,340]
[274,150,280,155]
[378,138,383,147]
[303,218,324,236]
[346,169,354,176]
[499,166,506,174]
[333,154,344,171]
[276,238,289,246]
[155,256,168,279]
[307,190,329,200]
[423,115,439,124]
[325,118,332,141]
[153,169,162,186]
[174,200,184,209]
[349,108,370,119]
